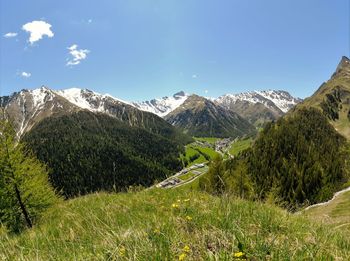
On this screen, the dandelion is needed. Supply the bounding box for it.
[118,246,126,257]
[185,215,192,221]
[177,199,181,203]
[172,203,179,208]
[184,198,190,202]
[178,253,186,261]
[233,251,246,259]
[183,245,190,253]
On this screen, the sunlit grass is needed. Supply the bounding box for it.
[1,188,349,260]
[229,138,253,156]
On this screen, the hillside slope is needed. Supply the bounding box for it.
[165,95,256,138]
[1,189,349,260]
[304,189,350,232]
[23,111,185,198]
[293,56,350,139]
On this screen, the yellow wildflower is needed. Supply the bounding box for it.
[184,198,190,202]
[172,203,179,208]
[153,228,160,234]
[118,246,126,257]
[178,253,186,261]
[183,245,190,253]
[233,251,245,258]
[177,199,181,203]
[185,215,192,221]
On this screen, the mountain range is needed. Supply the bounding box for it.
[0,86,301,138]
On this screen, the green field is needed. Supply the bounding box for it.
[304,190,350,232]
[1,188,349,260]
[181,146,207,166]
[178,171,196,181]
[181,144,220,167]
[229,138,253,156]
[194,137,220,145]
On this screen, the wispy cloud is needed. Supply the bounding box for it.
[192,74,197,78]
[22,20,54,44]
[21,71,31,78]
[66,44,90,66]
[205,90,208,94]
[3,32,17,38]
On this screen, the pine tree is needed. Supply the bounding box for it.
[0,114,59,232]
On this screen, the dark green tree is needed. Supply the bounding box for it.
[0,115,58,232]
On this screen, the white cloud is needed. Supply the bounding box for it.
[88,19,93,24]
[22,20,54,44]
[192,74,197,78]
[205,90,208,94]
[66,44,90,66]
[4,32,17,38]
[21,72,31,78]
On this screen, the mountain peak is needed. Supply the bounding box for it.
[173,91,186,97]
[132,92,189,117]
[334,56,350,78]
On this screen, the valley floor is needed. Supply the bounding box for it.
[1,188,349,260]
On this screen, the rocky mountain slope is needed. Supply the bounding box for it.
[0,87,191,143]
[1,86,301,138]
[132,91,188,117]
[165,95,256,138]
[215,90,302,126]
[292,56,350,139]
[132,90,301,126]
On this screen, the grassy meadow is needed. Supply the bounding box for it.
[1,188,350,260]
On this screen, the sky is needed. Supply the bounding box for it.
[0,0,349,101]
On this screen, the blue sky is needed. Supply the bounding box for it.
[0,0,349,101]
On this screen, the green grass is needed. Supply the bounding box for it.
[229,138,253,156]
[178,171,196,181]
[194,137,220,145]
[304,190,350,232]
[192,146,219,159]
[181,144,219,167]
[181,146,207,166]
[1,189,350,260]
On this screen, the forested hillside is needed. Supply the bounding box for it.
[165,95,256,138]
[200,108,349,210]
[23,111,187,198]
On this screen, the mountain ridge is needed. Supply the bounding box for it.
[292,56,350,139]
[165,94,257,138]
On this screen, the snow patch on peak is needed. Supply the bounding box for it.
[28,87,54,108]
[215,90,301,113]
[255,90,302,113]
[132,91,189,117]
[56,87,133,112]
[56,88,92,110]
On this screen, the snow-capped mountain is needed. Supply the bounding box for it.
[215,90,302,113]
[214,90,302,126]
[1,86,302,136]
[0,87,79,136]
[57,88,132,112]
[165,94,257,138]
[0,87,178,137]
[132,91,189,117]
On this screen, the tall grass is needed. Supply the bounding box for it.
[1,189,349,260]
